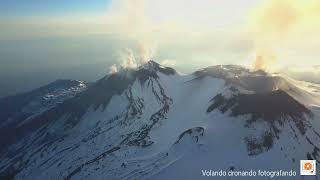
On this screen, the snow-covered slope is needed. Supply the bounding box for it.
[0,79,88,151]
[0,61,319,180]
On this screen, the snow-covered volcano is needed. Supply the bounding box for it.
[0,61,319,180]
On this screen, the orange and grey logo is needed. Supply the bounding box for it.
[300,160,316,176]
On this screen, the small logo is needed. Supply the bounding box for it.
[300,160,316,175]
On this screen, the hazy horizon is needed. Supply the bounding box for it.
[1,0,320,97]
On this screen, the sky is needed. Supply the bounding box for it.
[0,0,320,97]
[0,0,111,16]
[0,0,262,71]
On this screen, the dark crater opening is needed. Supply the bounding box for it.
[208,90,312,126]
[207,90,313,155]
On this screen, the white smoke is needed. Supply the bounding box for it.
[109,64,118,74]
[249,0,320,71]
[120,48,138,69]
[106,0,158,71]
[110,45,154,73]
[138,41,157,64]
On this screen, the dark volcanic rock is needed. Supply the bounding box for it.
[194,65,250,79]
[207,90,313,155]
[208,90,312,130]
[135,60,176,84]
[175,127,204,144]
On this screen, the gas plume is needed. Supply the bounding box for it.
[250,0,320,71]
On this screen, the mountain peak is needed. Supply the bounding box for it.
[194,64,271,80]
[138,60,160,70]
[137,60,176,76]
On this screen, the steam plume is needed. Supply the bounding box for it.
[119,48,138,69]
[107,0,157,70]
[252,49,276,71]
[250,0,320,71]
[250,0,299,71]
[109,64,118,74]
